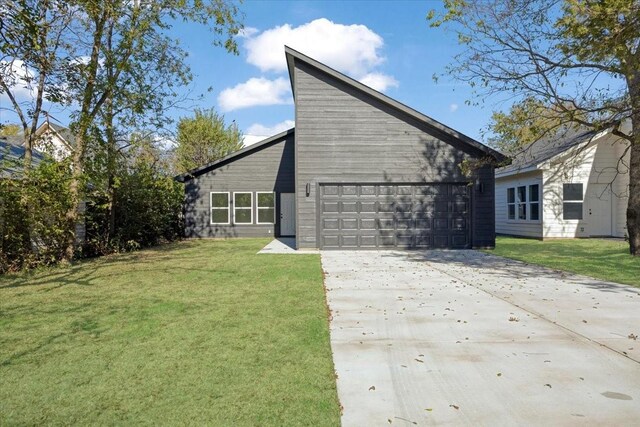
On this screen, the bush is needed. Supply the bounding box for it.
[1,157,184,272]
[0,159,75,273]
[83,162,183,256]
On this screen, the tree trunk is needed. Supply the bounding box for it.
[105,103,117,242]
[627,133,640,255]
[627,60,640,256]
[64,133,85,262]
[62,9,108,262]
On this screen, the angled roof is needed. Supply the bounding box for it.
[0,134,23,147]
[0,139,45,178]
[496,126,608,177]
[35,121,75,147]
[175,128,294,182]
[284,46,507,162]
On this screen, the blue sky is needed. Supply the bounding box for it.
[1,1,502,146]
[185,0,492,145]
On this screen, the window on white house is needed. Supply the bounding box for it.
[256,192,275,224]
[529,184,540,221]
[210,192,230,224]
[517,186,527,220]
[563,183,583,220]
[234,192,253,224]
[507,188,515,220]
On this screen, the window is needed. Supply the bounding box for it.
[517,186,527,220]
[507,188,515,220]
[507,184,540,221]
[233,192,253,224]
[529,184,540,221]
[256,192,275,224]
[563,183,583,220]
[210,192,230,224]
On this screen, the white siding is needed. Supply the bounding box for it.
[495,171,543,238]
[612,139,630,237]
[35,130,71,160]
[541,133,629,238]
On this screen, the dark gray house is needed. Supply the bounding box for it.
[177,47,506,250]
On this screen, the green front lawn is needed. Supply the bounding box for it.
[490,236,640,287]
[0,239,340,426]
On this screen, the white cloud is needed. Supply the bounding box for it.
[358,72,398,92]
[449,103,459,113]
[0,60,36,101]
[246,119,294,136]
[218,77,292,112]
[243,120,294,146]
[244,18,385,77]
[220,19,398,112]
[242,134,268,146]
[238,27,259,39]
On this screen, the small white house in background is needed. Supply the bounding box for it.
[495,123,630,239]
[33,121,74,160]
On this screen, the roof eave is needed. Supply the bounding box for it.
[174,127,295,182]
[35,122,73,150]
[495,163,541,178]
[283,46,506,162]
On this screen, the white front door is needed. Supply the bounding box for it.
[280,193,296,236]
[586,184,613,236]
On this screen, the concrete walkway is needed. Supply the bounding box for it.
[322,250,640,426]
[257,238,319,254]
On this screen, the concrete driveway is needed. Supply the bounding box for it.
[322,250,640,426]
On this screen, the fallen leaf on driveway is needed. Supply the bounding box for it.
[369,386,376,391]
[425,408,433,412]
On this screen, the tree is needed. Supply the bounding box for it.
[58,0,242,261]
[428,0,640,255]
[485,97,587,155]
[2,1,243,262]
[0,124,21,136]
[0,0,75,169]
[174,108,243,174]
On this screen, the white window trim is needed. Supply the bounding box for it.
[256,191,275,225]
[507,188,516,220]
[517,185,527,220]
[562,183,584,221]
[506,184,542,223]
[233,192,253,224]
[528,184,541,223]
[210,192,230,225]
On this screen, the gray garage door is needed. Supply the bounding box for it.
[319,183,471,249]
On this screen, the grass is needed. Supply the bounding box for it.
[0,239,340,426]
[489,236,640,287]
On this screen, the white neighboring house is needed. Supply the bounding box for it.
[33,121,74,160]
[495,123,631,239]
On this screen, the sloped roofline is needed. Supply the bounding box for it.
[35,121,73,149]
[284,45,507,162]
[495,127,613,179]
[175,128,294,182]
